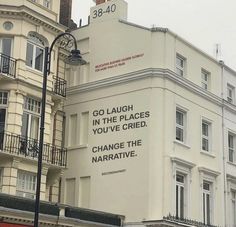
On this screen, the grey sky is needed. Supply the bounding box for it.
[72,0,236,70]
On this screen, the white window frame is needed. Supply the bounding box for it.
[0,91,8,106]
[227,84,235,104]
[16,170,36,199]
[176,108,186,143]
[176,173,186,219]
[0,92,8,146]
[202,120,211,152]
[231,190,236,227]
[176,54,186,77]
[21,97,41,140]
[201,69,210,91]
[0,37,13,57]
[26,33,46,72]
[199,167,219,226]
[228,132,236,163]
[171,158,195,219]
[202,181,212,225]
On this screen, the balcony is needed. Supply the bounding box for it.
[53,76,67,97]
[0,131,67,167]
[0,53,16,78]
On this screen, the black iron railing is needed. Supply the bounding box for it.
[0,53,16,78]
[53,76,67,97]
[163,214,220,227]
[0,131,67,167]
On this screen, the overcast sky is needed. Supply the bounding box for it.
[72,0,236,70]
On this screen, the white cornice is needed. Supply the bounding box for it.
[198,167,221,177]
[226,174,236,183]
[67,68,222,107]
[170,157,196,169]
[0,5,66,34]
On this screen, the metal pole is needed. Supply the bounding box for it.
[34,47,49,227]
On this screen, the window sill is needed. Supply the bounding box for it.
[26,66,43,76]
[200,151,215,158]
[227,161,236,167]
[67,144,88,150]
[174,140,190,149]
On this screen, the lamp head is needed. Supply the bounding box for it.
[64,49,86,66]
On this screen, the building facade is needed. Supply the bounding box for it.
[62,0,236,226]
[0,1,125,226]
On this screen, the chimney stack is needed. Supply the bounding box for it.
[95,0,110,5]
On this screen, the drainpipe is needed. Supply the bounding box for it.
[219,60,227,227]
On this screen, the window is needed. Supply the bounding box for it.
[69,114,78,146]
[26,33,46,72]
[228,133,236,163]
[0,38,12,57]
[0,92,8,149]
[44,0,51,9]
[176,109,186,142]
[176,54,185,77]
[202,120,211,152]
[0,38,13,74]
[0,92,8,105]
[79,176,91,208]
[79,112,89,145]
[0,168,3,192]
[227,84,235,103]
[201,69,210,90]
[176,174,185,219]
[232,191,236,227]
[16,171,36,199]
[21,97,41,140]
[203,181,212,225]
[66,178,76,206]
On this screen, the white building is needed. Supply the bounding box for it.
[0,1,124,226]
[62,0,236,226]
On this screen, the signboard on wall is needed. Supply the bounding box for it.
[90,102,150,164]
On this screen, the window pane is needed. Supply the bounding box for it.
[203,182,210,190]
[30,115,39,140]
[176,68,183,76]
[26,43,33,67]
[2,38,12,56]
[229,149,234,162]
[203,193,205,223]
[0,109,6,133]
[176,185,178,217]
[176,128,183,141]
[176,57,183,67]
[202,138,209,151]
[229,134,234,148]
[176,111,183,125]
[35,47,43,71]
[202,123,208,136]
[21,112,29,138]
[206,194,210,224]
[176,174,184,183]
[180,186,184,219]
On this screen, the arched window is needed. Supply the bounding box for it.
[26,32,48,72]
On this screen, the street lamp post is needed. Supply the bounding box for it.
[34,32,86,227]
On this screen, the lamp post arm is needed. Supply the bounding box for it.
[46,32,78,75]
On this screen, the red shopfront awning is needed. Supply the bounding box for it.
[0,223,31,227]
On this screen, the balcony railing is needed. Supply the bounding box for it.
[53,76,67,97]
[0,131,67,167]
[163,214,220,227]
[0,53,16,78]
